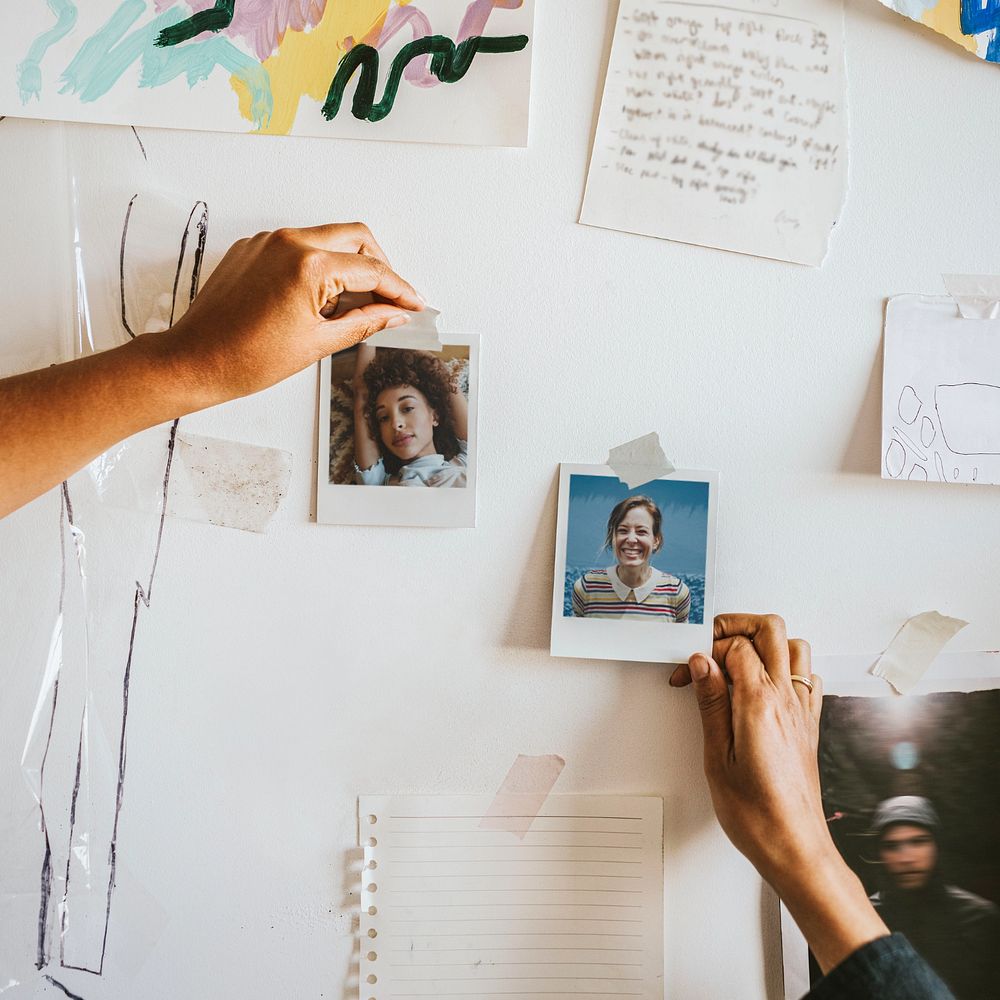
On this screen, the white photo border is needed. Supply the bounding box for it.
[315,334,479,527]
[779,651,1000,998]
[549,464,718,665]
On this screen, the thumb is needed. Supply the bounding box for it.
[688,652,733,752]
[320,302,411,354]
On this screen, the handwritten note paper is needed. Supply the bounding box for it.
[581,0,848,265]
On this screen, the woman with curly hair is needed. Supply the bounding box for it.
[351,343,469,487]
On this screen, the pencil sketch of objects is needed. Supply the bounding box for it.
[908,464,928,481]
[897,385,921,424]
[920,415,936,447]
[885,438,906,478]
[935,383,1000,455]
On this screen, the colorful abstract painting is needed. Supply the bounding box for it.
[0,0,534,144]
[878,0,999,62]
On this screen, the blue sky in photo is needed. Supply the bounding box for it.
[565,474,710,577]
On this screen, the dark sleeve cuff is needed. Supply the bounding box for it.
[804,933,955,1000]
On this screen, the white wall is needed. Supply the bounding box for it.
[2,2,1000,997]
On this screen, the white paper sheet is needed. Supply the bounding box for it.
[882,293,1000,486]
[358,794,664,999]
[0,1,534,146]
[581,0,848,265]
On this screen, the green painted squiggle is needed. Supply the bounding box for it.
[323,33,529,123]
[58,1,272,128]
[17,0,78,102]
[155,0,236,48]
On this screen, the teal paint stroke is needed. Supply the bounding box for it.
[58,1,272,128]
[323,33,529,123]
[155,0,236,48]
[17,0,79,103]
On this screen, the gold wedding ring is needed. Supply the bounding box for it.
[790,674,814,692]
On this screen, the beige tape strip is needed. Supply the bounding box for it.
[942,274,1000,321]
[366,306,443,352]
[607,432,675,488]
[871,610,969,694]
[479,754,566,839]
[167,433,293,533]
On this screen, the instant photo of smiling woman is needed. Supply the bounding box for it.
[352,343,469,488]
[571,495,691,621]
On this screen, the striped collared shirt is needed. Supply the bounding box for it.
[571,566,691,622]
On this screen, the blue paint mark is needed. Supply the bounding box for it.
[17,0,78,102]
[58,1,273,127]
[960,0,1000,61]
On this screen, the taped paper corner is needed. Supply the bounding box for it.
[367,306,443,352]
[607,432,675,489]
[479,754,566,839]
[871,611,969,694]
[942,275,1000,321]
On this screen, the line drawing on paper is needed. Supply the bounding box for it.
[892,425,928,462]
[32,194,209,982]
[934,382,1000,456]
[897,385,921,424]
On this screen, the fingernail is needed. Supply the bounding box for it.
[689,654,710,681]
[385,313,411,329]
[416,292,428,306]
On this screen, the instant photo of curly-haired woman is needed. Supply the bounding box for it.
[316,336,478,526]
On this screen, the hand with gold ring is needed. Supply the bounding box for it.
[669,614,889,976]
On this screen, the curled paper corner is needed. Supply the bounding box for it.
[479,754,566,839]
[168,433,293,533]
[870,610,969,695]
[607,432,675,489]
[366,306,443,352]
[942,274,1000,321]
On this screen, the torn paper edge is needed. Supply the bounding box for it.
[478,754,566,839]
[366,306,443,352]
[870,610,969,694]
[942,274,1000,321]
[606,432,675,489]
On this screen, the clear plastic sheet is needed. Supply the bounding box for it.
[0,121,211,995]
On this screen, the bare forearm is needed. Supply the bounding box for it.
[0,335,194,518]
[772,850,889,975]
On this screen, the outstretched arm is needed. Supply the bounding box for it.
[0,223,422,519]
[352,342,381,473]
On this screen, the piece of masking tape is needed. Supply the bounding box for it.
[607,432,675,489]
[479,754,566,839]
[870,611,969,694]
[166,433,293,533]
[942,274,1000,321]
[367,306,443,352]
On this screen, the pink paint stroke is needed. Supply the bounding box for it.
[479,753,565,840]
[154,0,327,60]
[361,0,526,88]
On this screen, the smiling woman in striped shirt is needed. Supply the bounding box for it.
[571,495,691,622]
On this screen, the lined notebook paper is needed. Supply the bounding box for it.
[358,795,663,999]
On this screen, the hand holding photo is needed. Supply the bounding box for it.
[316,336,478,526]
[550,465,718,664]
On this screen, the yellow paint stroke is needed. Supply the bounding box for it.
[233,0,410,134]
[920,0,978,54]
